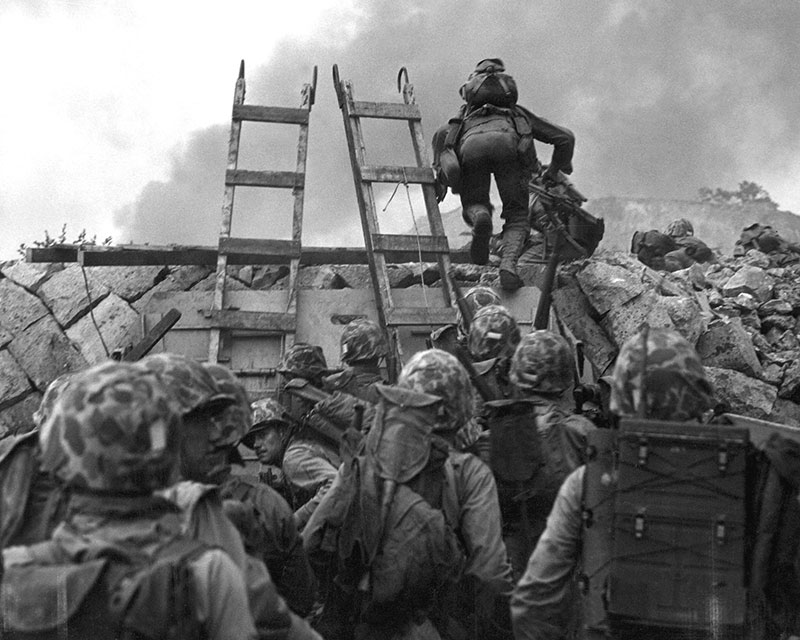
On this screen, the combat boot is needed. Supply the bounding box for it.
[499,222,529,291]
[465,204,493,265]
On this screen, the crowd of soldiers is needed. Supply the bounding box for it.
[1,57,799,639]
[2,290,798,639]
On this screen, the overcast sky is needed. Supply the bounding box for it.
[1,0,799,261]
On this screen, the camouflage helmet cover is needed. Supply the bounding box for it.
[40,361,181,494]
[397,349,473,432]
[457,285,501,334]
[278,343,329,379]
[202,363,251,447]
[139,352,234,415]
[665,218,694,238]
[242,397,291,449]
[35,371,77,431]
[610,326,715,421]
[510,330,574,394]
[468,304,521,361]
[340,318,388,364]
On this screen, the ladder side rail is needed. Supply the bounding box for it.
[209,65,247,363]
[401,80,454,307]
[335,72,399,379]
[285,76,315,352]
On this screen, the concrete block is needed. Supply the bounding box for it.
[37,264,110,327]
[0,260,63,292]
[0,278,50,335]
[84,265,167,302]
[7,315,87,391]
[0,392,42,437]
[66,294,141,365]
[0,349,32,408]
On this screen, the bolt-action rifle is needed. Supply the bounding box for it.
[530,169,604,329]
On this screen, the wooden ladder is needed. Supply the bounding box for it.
[333,65,455,380]
[208,60,317,365]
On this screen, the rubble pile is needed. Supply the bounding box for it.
[0,259,497,436]
[554,247,800,425]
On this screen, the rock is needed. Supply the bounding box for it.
[7,315,87,391]
[0,261,63,292]
[251,266,290,289]
[576,262,647,316]
[0,326,11,350]
[671,263,709,290]
[450,263,485,282]
[696,317,762,377]
[742,249,771,269]
[704,366,776,419]
[0,393,42,437]
[237,265,254,286]
[721,265,773,302]
[769,398,800,428]
[190,272,250,292]
[661,295,707,345]
[767,267,787,279]
[551,280,617,374]
[758,299,793,316]
[707,289,725,307]
[0,350,31,408]
[732,293,758,311]
[739,311,761,332]
[66,294,141,365]
[331,265,372,289]
[395,263,441,287]
[0,278,51,335]
[84,265,167,302]
[773,283,800,309]
[761,314,796,333]
[759,363,785,386]
[778,360,800,402]
[37,264,111,327]
[601,290,675,348]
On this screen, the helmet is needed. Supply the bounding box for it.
[509,330,574,394]
[34,372,77,430]
[202,363,251,447]
[397,349,473,432]
[40,361,181,494]
[457,285,501,335]
[139,353,234,415]
[610,327,715,421]
[278,343,329,379]
[340,319,388,364]
[665,218,694,238]
[241,397,291,449]
[468,304,521,361]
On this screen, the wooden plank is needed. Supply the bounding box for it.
[350,101,421,121]
[232,104,309,125]
[32,245,474,266]
[206,310,296,332]
[372,234,449,254]
[225,169,304,189]
[359,165,434,184]
[219,237,301,258]
[386,306,457,326]
[123,308,181,361]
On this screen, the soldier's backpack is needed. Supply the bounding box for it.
[630,230,678,269]
[459,59,518,109]
[307,385,464,630]
[1,534,208,640]
[581,418,751,639]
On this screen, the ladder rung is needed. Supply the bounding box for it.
[219,237,301,258]
[359,165,434,184]
[386,307,457,326]
[351,101,421,121]
[205,310,297,332]
[372,234,449,254]
[233,104,309,125]
[226,169,304,189]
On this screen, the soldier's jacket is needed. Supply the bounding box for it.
[323,364,384,405]
[220,475,317,617]
[160,480,317,637]
[3,493,257,640]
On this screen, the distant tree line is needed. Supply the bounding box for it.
[18,224,113,256]
[698,181,778,208]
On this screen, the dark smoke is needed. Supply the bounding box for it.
[115,1,800,247]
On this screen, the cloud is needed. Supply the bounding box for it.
[113,0,800,249]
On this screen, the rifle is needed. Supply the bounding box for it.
[448,275,475,334]
[529,170,604,330]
